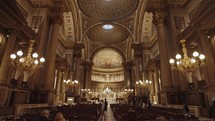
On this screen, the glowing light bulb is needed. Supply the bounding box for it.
[199,54,205,60]
[19,58,25,62]
[146,80,149,83]
[10,54,16,59]
[34,60,39,64]
[40,57,45,62]
[176,61,180,65]
[175,54,181,60]
[32,53,38,58]
[17,50,23,56]
[169,59,175,64]
[193,51,199,57]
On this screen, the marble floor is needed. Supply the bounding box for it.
[97,105,211,121]
[99,105,116,121]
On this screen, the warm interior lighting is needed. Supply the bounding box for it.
[64,79,79,86]
[136,80,152,86]
[169,40,205,72]
[82,88,91,93]
[10,40,45,71]
[124,88,133,93]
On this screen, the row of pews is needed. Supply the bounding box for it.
[110,104,199,121]
[0,104,101,121]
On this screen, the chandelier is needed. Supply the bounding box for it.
[103,87,113,94]
[10,40,45,87]
[136,80,152,86]
[10,40,45,72]
[169,40,205,72]
[125,89,134,93]
[64,79,79,86]
[81,88,91,93]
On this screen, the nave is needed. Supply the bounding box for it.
[0,0,215,121]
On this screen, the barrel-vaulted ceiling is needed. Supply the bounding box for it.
[23,0,192,83]
[76,0,142,82]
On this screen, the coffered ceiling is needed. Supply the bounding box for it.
[77,0,139,22]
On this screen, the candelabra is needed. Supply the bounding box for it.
[136,80,152,96]
[169,40,205,72]
[169,40,206,88]
[64,79,79,86]
[124,89,134,93]
[81,88,91,93]
[136,80,152,86]
[10,40,45,86]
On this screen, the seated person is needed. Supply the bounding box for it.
[36,110,50,121]
[128,106,137,121]
[54,112,66,121]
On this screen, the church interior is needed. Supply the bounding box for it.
[0,0,215,120]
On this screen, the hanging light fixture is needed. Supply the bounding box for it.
[169,40,205,72]
[10,40,45,70]
[10,0,45,87]
[10,40,45,87]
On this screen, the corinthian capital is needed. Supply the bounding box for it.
[48,1,64,25]
[49,15,63,25]
[152,13,168,25]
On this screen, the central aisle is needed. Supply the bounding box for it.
[99,105,116,121]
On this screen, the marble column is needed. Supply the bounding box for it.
[0,30,18,84]
[61,71,67,103]
[198,31,215,103]
[153,12,173,105]
[73,43,84,81]
[55,68,62,104]
[73,43,84,96]
[33,13,49,88]
[132,43,142,82]
[43,4,63,105]
[82,60,93,90]
[124,60,133,88]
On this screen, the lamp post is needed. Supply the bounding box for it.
[10,40,45,87]
[169,40,205,87]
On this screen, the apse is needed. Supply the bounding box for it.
[91,48,124,82]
